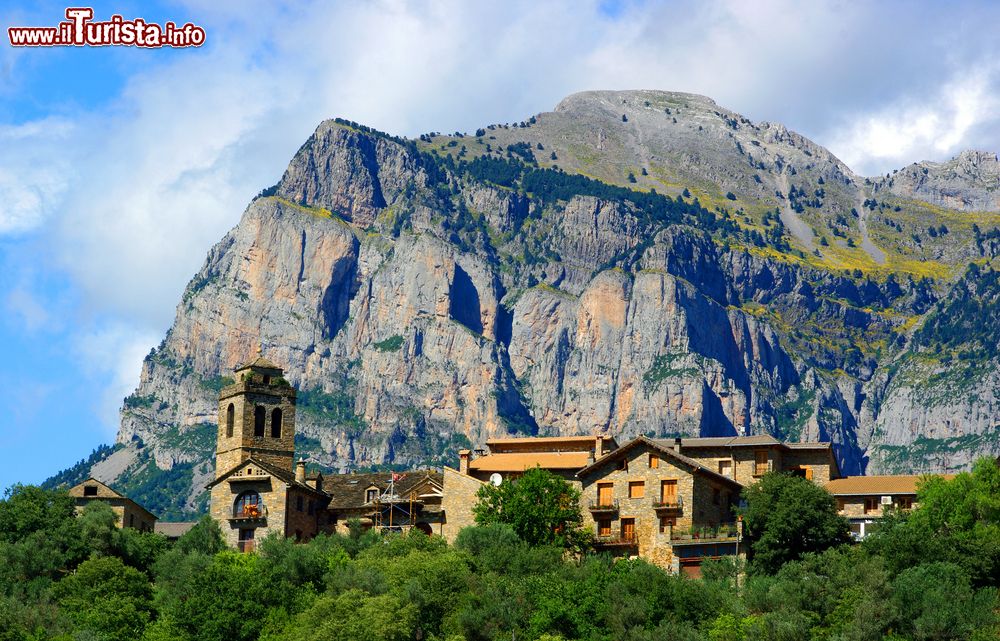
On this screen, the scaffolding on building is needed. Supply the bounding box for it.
[372,474,422,532]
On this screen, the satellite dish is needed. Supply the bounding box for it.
[489,473,503,486]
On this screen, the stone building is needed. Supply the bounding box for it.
[826,474,953,540]
[440,435,614,540]
[323,471,444,535]
[207,354,442,550]
[68,478,157,532]
[441,432,839,575]
[207,355,330,550]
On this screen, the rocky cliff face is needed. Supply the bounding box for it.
[77,90,1000,517]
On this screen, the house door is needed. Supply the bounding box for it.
[621,518,636,541]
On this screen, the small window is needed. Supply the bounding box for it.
[271,407,282,438]
[718,460,732,477]
[226,403,234,438]
[254,406,266,437]
[83,485,98,497]
[296,495,304,512]
[628,481,645,499]
[597,483,613,507]
[366,489,379,503]
[649,453,659,469]
[864,497,879,515]
[598,519,612,536]
[617,458,628,472]
[659,516,676,533]
[836,498,846,512]
[263,375,271,385]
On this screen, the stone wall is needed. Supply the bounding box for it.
[440,466,485,542]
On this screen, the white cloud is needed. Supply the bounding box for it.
[74,322,161,436]
[829,69,1000,175]
[2,0,1000,443]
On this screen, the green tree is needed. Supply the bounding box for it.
[53,555,154,641]
[891,562,997,641]
[739,472,850,574]
[866,457,1000,586]
[472,467,587,549]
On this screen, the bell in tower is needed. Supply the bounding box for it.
[215,351,297,477]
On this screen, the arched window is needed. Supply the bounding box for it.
[254,406,265,437]
[234,491,263,518]
[270,407,282,438]
[225,403,234,438]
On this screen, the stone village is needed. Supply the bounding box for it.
[70,355,948,577]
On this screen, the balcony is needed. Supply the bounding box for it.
[669,523,739,543]
[229,505,268,523]
[588,499,620,514]
[652,496,684,513]
[594,533,638,547]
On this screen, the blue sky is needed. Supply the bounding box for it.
[2,0,1000,492]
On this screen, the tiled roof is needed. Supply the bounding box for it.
[324,471,443,510]
[486,435,603,446]
[577,437,743,488]
[826,474,955,496]
[469,452,593,472]
[206,457,324,495]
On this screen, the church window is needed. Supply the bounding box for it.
[226,403,234,437]
[254,406,265,437]
[271,408,282,438]
[235,491,263,518]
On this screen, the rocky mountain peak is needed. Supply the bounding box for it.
[57,90,1000,519]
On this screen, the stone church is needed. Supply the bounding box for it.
[206,354,442,550]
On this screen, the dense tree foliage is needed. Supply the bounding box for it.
[473,467,588,549]
[1,465,998,640]
[739,473,852,574]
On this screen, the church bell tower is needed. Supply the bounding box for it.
[215,352,297,477]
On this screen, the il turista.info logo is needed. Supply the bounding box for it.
[8,7,206,48]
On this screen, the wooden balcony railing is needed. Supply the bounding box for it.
[652,496,683,512]
[588,499,620,513]
[594,532,638,547]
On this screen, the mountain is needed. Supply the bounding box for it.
[48,90,1000,519]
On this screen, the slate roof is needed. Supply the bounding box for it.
[323,471,443,510]
[154,521,198,539]
[205,456,326,496]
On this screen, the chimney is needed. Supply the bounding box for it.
[595,435,605,458]
[458,449,471,475]
[295,459,306,484]
[673,437,682,454]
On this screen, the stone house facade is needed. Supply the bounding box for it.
[441,432,839,575]
[68,478,157,532]
[825,474,953,539]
